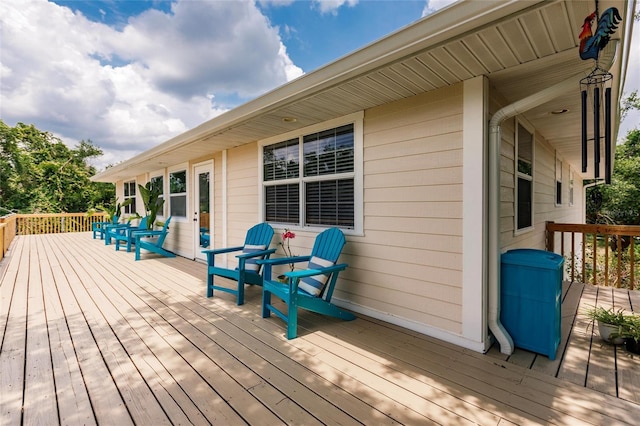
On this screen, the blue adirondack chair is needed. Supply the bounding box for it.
[133,217,175,261]
[92,215,118,240]
[103,221,132,245]
[112,216,149,252]
[200,227,211,248]
[260,227,356,339]
[203,223,276,305]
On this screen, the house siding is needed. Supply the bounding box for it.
[109,79,583,350]
[338,83,465,335]
[217,143,261,268]
[498,116,583,253]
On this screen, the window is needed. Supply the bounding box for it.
[515,121,533,231]
[123,180,136,215]
[261,115,362,231]
[169,170,187,218]
[150,175,165,217]
[569,170,574,206]
[555,154,563,206]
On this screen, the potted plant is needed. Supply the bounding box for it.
[91,197,132,224]
[584,306,631,345]
[138,182,164,230]
[87,197,133,226]
[619,315,640,354]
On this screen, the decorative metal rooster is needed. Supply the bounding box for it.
[579,7,621,61]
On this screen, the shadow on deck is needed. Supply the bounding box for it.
[1,233,638,425]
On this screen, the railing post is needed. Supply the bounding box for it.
[545,221,555,252]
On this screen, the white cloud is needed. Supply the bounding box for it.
[313,0,359,15]
[258,0,296,7]
[0,0,303,169]
[422,0,457,17]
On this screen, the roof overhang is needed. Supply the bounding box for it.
[92,0,634,183]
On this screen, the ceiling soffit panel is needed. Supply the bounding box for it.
[429,46,475,81]
[498,19,538,63]
[477,28,520,68]
[540,2,574,51]
[458,35,503,73]
[445,41,489,76]
[378,67,426,95]
[415,52,459,85]
[400,58,443,90]
[369,72,417,98]
[519,13,556,57]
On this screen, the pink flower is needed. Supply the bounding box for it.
[283,230,296,240]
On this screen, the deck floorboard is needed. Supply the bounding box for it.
[1,233,639,425]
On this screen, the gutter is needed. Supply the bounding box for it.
[487,41,619,355]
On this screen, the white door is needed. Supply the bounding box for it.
[193,162,213,261]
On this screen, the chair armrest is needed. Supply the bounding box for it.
[201,246,244,255]
[285,263,347,278]
[125,225,147,236]
[105,223,129,231]
[285,263,348,293]
[236,248,277,259]
[258,256,311,281]
[132,230,164,238]
[257,256,311,266]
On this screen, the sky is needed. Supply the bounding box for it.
[0,0,638,171]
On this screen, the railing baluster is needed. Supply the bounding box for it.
[582,232,586,284]
[571,232,575,282]
[593,233,597,286]
[604,234,609,287]
[631,238,635,291]
[9,213,106,237]
[617,234,622,288]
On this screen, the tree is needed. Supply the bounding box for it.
[0,120,114,213]
[588,86,640,226]
[588,129,640,225]
[621,90,639,121]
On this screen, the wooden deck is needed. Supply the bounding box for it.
[1,233,639,425]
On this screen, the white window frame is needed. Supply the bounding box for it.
[514,119,534,234]
[555,153,563,207]
[569,169,574,206]
[168,164,188,222]
[149,169,166,219]
[123,180,137,216]
[258,112,364,235]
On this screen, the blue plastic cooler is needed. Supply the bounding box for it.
[500,249,564,360]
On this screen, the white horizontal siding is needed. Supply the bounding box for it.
[338,83,465,335]
[498,112,583,253]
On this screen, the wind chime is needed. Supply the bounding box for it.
[578,1,621,184]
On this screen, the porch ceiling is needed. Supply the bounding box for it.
[93,0,631,182]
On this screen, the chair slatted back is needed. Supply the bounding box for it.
[155,216,172,247]
[310,228,346,264]
[245,223,275,246]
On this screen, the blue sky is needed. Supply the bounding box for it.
[0,0,638,170]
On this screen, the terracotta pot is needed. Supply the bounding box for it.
[597,321,625,345]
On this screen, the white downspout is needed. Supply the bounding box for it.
[488,42,618,355]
